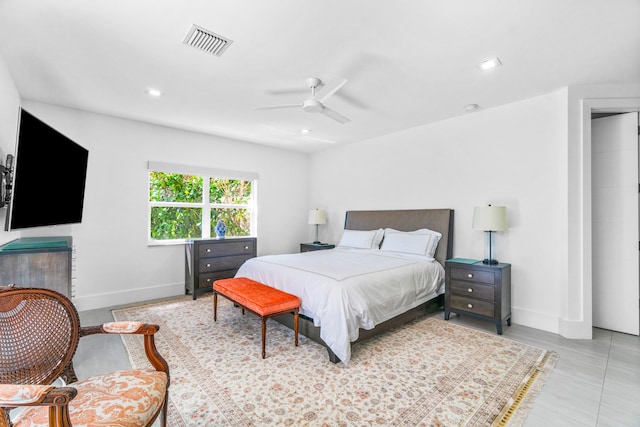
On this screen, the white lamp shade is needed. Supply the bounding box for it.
[472,206,508,231]
[308,209,327,225]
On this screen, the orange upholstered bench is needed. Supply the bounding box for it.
[213,277,300,359]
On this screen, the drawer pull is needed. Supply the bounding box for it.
[244,246,249,250]
[206,278,211,282]
[206,263,211,267]
[467,273,473,278]
[467,288,473,293]
[467,303,473,309]
[206,249,211,253]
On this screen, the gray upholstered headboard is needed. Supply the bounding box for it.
[343,209,454,265]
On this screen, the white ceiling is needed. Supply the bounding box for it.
[0,0,639,153]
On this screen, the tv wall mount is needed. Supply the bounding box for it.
[0,154,13,208]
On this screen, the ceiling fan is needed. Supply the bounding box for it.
[254,77,351,124]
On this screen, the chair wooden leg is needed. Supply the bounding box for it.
[294,309,299,347]
[49,404,72,427]
[261,317,267,359]
[213,292,217,322]
[160,394,168,427]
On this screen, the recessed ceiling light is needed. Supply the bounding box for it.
[479,57,502,71]
[300,129,312,134]
[145,88,163,97]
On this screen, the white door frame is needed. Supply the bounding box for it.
[579,98,640,337]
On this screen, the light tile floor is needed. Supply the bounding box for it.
[76,303,640,427]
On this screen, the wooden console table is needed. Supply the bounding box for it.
[0,236,73,298]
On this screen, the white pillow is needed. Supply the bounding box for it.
[337,228,384,249]
[380,228,442,260]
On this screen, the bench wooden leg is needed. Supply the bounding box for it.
[213,292,217,322]
[261,317,267,359]
[294,308,299,347]
[213,283,300,360]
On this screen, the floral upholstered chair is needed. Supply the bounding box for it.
[0,286,170,427]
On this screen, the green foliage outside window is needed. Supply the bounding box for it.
[150,207,202,240]
[149,172,202,202]
[149,172,253,241]
[209,178,251,204]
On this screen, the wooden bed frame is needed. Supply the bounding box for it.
[274,208,454,363]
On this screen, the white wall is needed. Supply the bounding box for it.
[309,90,567,334]
[5,102,310,310]
[0,55,21,245]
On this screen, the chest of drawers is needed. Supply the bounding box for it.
[185,237,256,299]
[444,260,511,335]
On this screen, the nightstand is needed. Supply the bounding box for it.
[444,260,511,335]
[300,243,335,253]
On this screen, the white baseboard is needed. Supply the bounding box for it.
[558,317,593,339]
[73,282,185,312]
[512,306,594,339]
[511,306,560,335]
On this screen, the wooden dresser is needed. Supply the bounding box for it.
[444,260,511,335]
[185,237,256,299]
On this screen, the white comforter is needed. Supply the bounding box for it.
[235,248,445,364]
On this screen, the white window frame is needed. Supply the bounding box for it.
[148,161,258,245]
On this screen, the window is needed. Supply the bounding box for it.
[148,162,257,242]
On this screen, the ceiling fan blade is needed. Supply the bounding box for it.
[321,106,351,124]
[253,103,301,110]
[265,87,308,96]
[314,77,347,103]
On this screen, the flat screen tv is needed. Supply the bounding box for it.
[4,108,89,231]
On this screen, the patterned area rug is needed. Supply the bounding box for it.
[112,295,557,426]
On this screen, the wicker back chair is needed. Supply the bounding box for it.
[0,286,169,427]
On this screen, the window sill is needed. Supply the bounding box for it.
[147,236,256,247]
[147,239,187,247]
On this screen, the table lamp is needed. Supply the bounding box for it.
[308,209,327,244]
[472,205,508,265]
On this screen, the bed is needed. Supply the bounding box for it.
[235,208,454,364]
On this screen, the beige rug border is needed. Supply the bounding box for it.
[495,349,558,426]
[112,295,558,427]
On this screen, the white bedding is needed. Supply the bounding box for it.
[235,248,445,364]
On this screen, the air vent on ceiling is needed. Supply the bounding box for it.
[183,25,232,57]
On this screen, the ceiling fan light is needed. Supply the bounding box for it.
[302,99,323,113]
